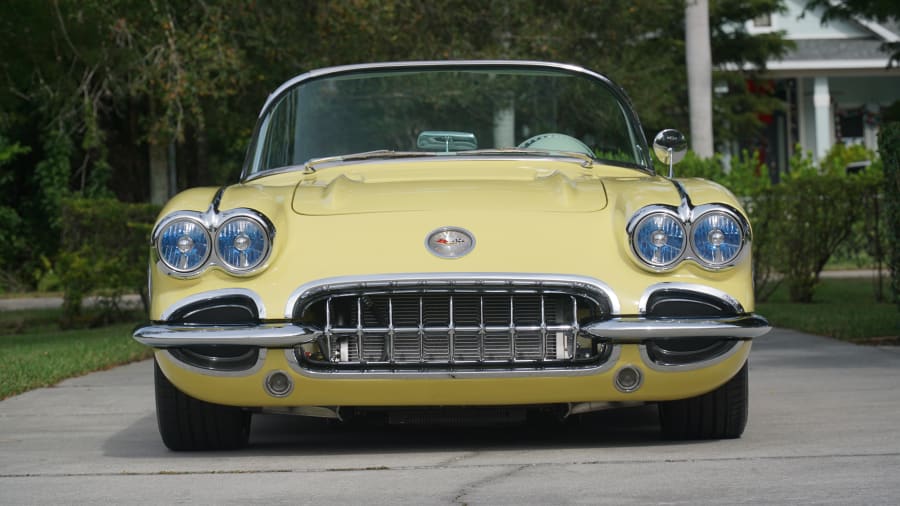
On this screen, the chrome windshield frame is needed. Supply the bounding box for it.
[240,60,654,180]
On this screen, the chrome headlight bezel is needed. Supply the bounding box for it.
[627,208,687,270]
[215,214,272,273]
[155,216,212,274]
[627,204,750,272]
[152,208,275,278]
[689,205,749,269]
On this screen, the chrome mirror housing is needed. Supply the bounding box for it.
[653,129,687,178]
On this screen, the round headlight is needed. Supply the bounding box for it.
[215,216,270,271]
[691,211,744,267]
[157,218,211,273]
[632,212,686,268]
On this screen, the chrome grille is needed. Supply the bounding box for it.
[294,283,610,369]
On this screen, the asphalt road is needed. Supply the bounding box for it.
[2,328,900,505]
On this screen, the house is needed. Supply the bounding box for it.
[738,0,900,172]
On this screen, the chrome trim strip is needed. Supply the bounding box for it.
[160,288,267,320]
[637,283,745,314]
[243,155,606,183]
[161,348,268,377]
[283,272,622,317]
[282,345,622,379]
[134,323,319,348]
[639,340,748,372]
[582,314,770,341]
[670,179,693,220]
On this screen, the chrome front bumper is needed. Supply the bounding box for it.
[133,314,770,348]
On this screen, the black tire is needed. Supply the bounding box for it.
[658,361,748,440]
[154,359,251,451]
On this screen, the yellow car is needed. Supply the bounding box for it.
[134,61,770,450]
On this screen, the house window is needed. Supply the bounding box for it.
[753,14,771,27]
[836,108,865,143]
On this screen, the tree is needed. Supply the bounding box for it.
[0,0,793,289]
[686,0,715,157]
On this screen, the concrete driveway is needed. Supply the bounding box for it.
[2,328,899,504]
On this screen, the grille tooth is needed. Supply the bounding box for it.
[306,286,606,368]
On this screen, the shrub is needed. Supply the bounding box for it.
[671,147,874,303]
[879,122,900,307]
[774,171,861,302]
[58,198,160,324]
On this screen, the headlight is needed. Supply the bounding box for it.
[157,218,211,273]
[691,211,744,268]
[215,216,270,271]
[631,212,686,269]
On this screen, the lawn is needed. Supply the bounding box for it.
[758,277,899,343]
[0,308,152,399]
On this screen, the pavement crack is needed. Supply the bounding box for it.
[452,464,529,505]
[4,452,900,480]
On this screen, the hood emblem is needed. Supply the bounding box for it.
[426,227,475,259]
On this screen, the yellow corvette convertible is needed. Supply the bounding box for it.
[134,61,770,450]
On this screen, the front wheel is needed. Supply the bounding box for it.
[658,361,748,440]
[154,359,251,451]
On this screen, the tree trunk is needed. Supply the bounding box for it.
[685,0,714,158]
[149,140,169,205]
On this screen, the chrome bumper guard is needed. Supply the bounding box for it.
[583,314,770,342]
[133,323,318,348]
[133,314,769,348]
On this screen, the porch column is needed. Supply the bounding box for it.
[813,76,832,161]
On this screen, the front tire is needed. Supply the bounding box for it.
[658,361,748,440]
[154,359,251,451]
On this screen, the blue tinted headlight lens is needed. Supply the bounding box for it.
[691,212,744,267]
[632,213,686,268]
[216,217,270,271]
[157,219,210,273]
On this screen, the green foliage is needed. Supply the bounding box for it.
[671,146,884,304]
[878,122,900,307]
[0,135,30,279]
[34,129,74,230]
[0,0,798,289]
[57,199,160,325]
[773,172,861,302]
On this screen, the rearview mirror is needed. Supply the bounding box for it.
[417,131,478,152]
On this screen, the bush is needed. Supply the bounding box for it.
[774,172,861,302]
[673,147,878,303]
[57,198,160,325]
[879,122,900,307]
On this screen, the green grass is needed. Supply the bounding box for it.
[0,312,152,399]
[758,278,899,343]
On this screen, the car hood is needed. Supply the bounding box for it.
[289,160,612,215]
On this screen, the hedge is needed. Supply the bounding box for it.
[676,146,884,303]
[879,122,900,307]
[58,198,160,324]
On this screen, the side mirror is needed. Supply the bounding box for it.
[653,129,687,178]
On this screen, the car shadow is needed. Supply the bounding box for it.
[103,404,710,459]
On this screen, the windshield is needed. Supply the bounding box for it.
[245,63,650,176]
